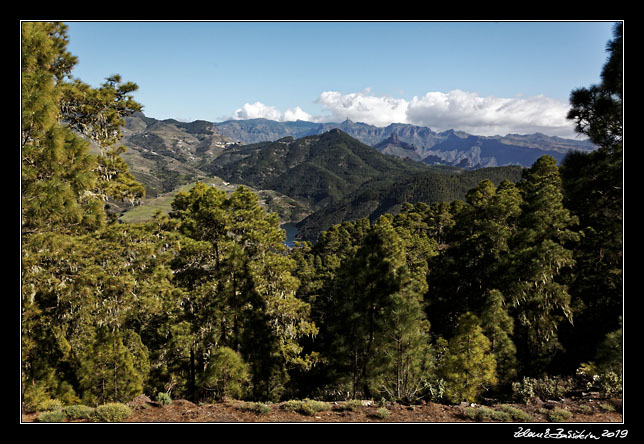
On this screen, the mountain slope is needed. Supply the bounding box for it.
[296,165,525,241]
[202,129,432,209]
[119,113,234,196]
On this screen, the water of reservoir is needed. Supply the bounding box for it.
[281,223,299,248]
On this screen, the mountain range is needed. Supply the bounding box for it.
[213,117,596,168]
[117,113,594,241]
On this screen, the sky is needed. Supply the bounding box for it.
[64,21,619,139]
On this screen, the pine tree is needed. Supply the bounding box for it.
[78,327,149,405]
[509,156,579,374]
[21,22,143,233]
[326,217,433,400]
[22,219,183,404]
[567,23,622,150]
[167,183,317,401]
[558,23,623,371]
[481,289,517,386]
[440,312,497,403]
[21,22,102,232]
[426,179,522,339]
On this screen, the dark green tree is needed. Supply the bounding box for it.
[22,222,183,406]
[78,327,149,405]
[567,23,622,149]
[167,183,317,401]
[481,289,517,387]
[326,217,432,400]
[425,179,522,338]
[559,23,623,371]
[509,156,579,374]
[21,22,102,233]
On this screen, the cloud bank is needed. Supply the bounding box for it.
[230,101,314,123]
[227,89,578,138]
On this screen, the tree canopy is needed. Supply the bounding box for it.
[21,22,623,410]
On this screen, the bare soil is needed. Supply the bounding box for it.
[21,395,623,424]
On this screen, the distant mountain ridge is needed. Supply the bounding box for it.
[118,114,533,241]
[214,117,596,168]
[199,128,525,241]
[202,129,432,210]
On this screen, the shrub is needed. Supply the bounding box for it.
[373,408,391,419]
[38,398,63,412]
[464,406,510,422]
[464,404,533,422]
[63,404,95,420]
[596,371,622,398]
[281,399,330,416]
[198,347,250,401]
[239,402,271,415]
[512,376,574,402]
[91,403,133,422]
[37,410,66,422]
[497,404,534,422]
[578,362,622,398]
[423,378,447,403]
[23,381,53,413]
[576,405,594,415]
[156,392,172,405]
[337,399,364,412]
[547,407,573,422]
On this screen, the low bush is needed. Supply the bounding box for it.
[156,392,172,405]
[464,406,510,422]
[373,408,391,419]
[91,403,133,422]
[37,410,66,423]
[547,407,573,422]
[37,399,63,412]
[239,402,271,415]
[63,404,95,420]
[464,404,533,422]
[512,376,574,402]
[497,404,534,422]
[423,378,447,403]
[576,363,622,398]
[281,399,331,416]
[336,399,363,412]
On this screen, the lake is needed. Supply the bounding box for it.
[281,223,299,248]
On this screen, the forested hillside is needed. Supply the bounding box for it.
[21,22,622,420]
[202,129,432,209]
[295,164,524,241]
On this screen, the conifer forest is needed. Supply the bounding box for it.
[21,22,623,421]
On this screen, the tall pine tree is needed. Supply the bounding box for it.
[327,217,432,400]
[509,155,579,374]
[559,22,623,371]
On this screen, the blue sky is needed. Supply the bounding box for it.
[64,21,618,138]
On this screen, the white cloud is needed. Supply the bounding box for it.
[406,90,576,137]
[314,89,409,127]
[282,106,314,122]
[230,101,314,122]
[226,89,579,138]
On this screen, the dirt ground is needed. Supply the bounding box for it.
[22,395,623,424]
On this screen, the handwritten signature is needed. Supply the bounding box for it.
[514,427,628,439]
